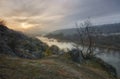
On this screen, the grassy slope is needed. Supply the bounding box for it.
[0,55,116,79]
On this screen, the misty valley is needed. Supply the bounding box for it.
[0,19,120,79]
[38,36,120,77]
[0,0,120,79]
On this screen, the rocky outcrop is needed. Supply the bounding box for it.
[68,48,117,78]
[68,49,85,63]
[0,24,48,59]
[91,57,117,78]
[49,45,60,55]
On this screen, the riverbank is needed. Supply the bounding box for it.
[45,35,120,51]
[37,36,120,78]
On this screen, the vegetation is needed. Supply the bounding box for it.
[45,20,118,78]
[45,48,53,56]
[0,19,118,79]
[46,23,120,50]
[0,55,116,79]
[75,20,99,59]
[0,19,48,59]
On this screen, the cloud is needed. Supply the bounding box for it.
[0,0,120,34]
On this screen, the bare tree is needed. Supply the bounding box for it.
[75,19,99,59]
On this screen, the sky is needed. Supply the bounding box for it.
[0,0,120,34]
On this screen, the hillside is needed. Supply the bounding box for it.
[0,24,118,79]
[0,55,116,79]
[46,23,120,50]
[0,24,48,59]
[50,23,120,36]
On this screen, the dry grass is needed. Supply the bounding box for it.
[0,55,116,79]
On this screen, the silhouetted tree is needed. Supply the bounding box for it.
[75,19,100,59]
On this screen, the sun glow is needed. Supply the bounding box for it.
[21,23,33,29]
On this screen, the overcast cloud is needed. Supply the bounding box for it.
[0,0,120,33]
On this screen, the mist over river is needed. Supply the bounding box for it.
[37,36,120,77]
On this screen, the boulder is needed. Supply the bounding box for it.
[49,45,60,55]
[68,49,85,63]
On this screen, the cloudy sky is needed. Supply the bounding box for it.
[0,0,120,34]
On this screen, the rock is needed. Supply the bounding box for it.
[49,45,60,55]
[0,24,48,59]
[68,49,84,63]
[0,40,15,56]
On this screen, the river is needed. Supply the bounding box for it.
[37,36,120,77]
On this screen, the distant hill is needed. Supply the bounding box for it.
[49,23,120,36]
[0,24,48,59]
[46,23,120,50]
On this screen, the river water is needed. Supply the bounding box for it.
[37,36,120,77]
